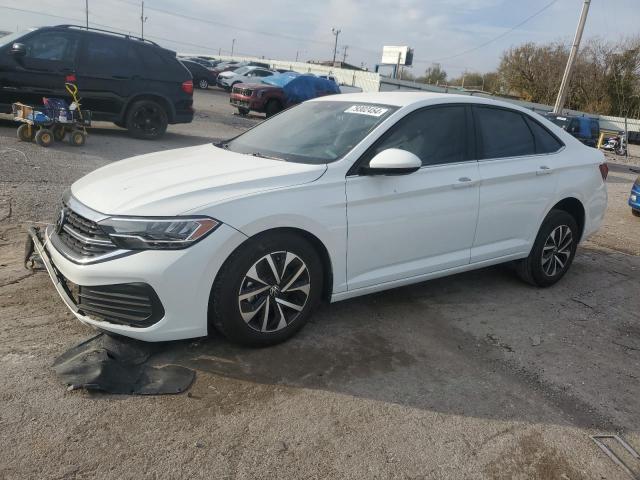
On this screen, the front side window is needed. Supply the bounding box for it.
[476,107,535,159]
[224,101,398,164]
[368,105,468,166]
[22,31,78,62]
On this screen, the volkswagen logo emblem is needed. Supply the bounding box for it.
[55,208,67,235]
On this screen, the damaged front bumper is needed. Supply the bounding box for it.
[25,221,247,342]
[27,226,80,315]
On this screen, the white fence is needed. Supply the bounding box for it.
[180,53,380,93]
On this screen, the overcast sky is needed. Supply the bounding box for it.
[1,0,638,76]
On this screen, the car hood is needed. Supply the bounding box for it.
[218,71,235,78]
[71,144,327,216]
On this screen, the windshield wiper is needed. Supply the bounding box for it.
[214,141,230,149]
[251,152,283,161]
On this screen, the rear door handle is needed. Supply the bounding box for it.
[452,177,478,188]
[536,165,553,175]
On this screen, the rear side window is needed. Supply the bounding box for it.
[136,45,186,78]
[590,119,599,138]
[82,35,131,75]
[524,117,564,154]
[370,105,469,166]
[475,107,535,159]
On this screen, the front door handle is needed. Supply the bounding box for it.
[452,177,478,188]
[536,165,553,175]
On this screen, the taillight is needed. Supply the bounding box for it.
[181,80,193,95]
[599,163,609,181]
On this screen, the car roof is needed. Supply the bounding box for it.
[311,91,540,113]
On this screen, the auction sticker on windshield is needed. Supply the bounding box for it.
[344,105,389,117]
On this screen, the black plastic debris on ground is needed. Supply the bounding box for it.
[53,333,195,395]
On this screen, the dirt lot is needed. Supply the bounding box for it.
[1,89,639,479]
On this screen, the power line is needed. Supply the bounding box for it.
[428,0,560,63]
[0,5,222,52]
[110,0,334,48]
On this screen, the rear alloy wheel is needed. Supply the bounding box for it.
[210,233,322,346]
[126,100,168,140]
[516,209,578,287]
[198,79,209,89]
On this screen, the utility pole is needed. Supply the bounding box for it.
[140,1,148,40]
[85,0,88,29]
[342,45,348,64]
[231,38,236,57]
[331,28,341,66]
[553,0,591,114]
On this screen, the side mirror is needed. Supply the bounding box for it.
[362,148,421,175]
[10,43,26,57]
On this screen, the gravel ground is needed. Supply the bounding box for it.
[1,89,639,479]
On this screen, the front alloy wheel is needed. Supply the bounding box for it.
[210,232,322,346]
[238,251,310,333]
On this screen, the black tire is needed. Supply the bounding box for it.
[516,209,579,287]
[125,100,168,140]
[17,124,34,142]
[265,99,282,118]
[52,125,66,141]
[34,128,54,147]
[210,232,323,346]
[69,130,86,147]
[237,107,250,116]
[632,209,640,218]
[197,78,209,89]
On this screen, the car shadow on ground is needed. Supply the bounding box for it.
[145,246,638,431]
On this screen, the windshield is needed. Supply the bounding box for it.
[235,66,251,75]
[0,30,31,49]
[223,101,398,164]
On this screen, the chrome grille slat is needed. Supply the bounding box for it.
[55,203,118,259]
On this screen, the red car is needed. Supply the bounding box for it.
[230,73,340,117]
[230,83,287,117]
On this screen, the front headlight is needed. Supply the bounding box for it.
[99,216,220,250]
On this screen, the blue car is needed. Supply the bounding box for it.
[630,174,640,217]
[545,114,600,148]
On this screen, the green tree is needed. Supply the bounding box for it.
[418,64,447,85]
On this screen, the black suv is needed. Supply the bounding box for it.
[0,25,194,139]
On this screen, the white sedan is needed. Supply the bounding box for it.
[217,66,274,90]
[29,92,608,346]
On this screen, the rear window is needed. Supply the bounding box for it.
[524,117,564,154]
